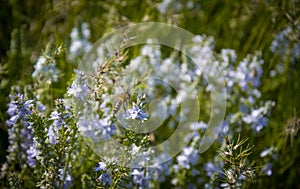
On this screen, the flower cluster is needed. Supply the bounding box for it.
[32,53,61,85]
[67,70,90,101]
[3,94,37,171]
[6,94,33,127]
[67,23,92,63]
[270,25,300,64]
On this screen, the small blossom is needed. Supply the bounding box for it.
[243,108,268,132]
[77,115,116,140]
[68,23,92,63]
[260,147,274,158]
[58,169,72,188]
[36,101,46,113]
[126,102,149,122]
[262,163,272,176]
[204,162,221,177]
[32,56,60,84]
[190,121,207,130]
[68,82,90,101]
[7,100,18,116]
[49,110,59,120]
[94,162,107,172]
[26,145,39,167]
[98,172,112,186]
[47,125,58,145]
[157,0,172,14]
[6,115,19,127]
[77,116,97,139]
[235,54,263,91]
[176,146,199,169]
[6,94,33,127]
[68,70,90,101]
[49,110,65,130]
[131,169,149,188]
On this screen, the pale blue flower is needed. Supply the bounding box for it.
[236,54,263,91]
[150,154,172,182]
[37,101,46,113]
[68,70,90,101]
[270,25,300,64]
[260,147,273,158]
[190,121,207,130]
[26,145,39,167]
[126,102,149,122]
[131,169,149,188]
[67,81,90,101]
[260,146,278,161]
[243,108,268,132]
[68,23,92,63]
[98,172,112,186]
[77,115,116,140]
[47,125,58,145]
[101,123,116,140]
[262,163,272,176]
[157,0,172,14]
[204,162,221,177]
[6,94,33,127]
[49,110,59,120]
[94,162,107,171]
[7,100,18,116]
[177,146,199,169]
[32,56,60,84]
[6,115,19,127]
[77,116,97,139]
[58,168,72,189]
[49,110,65,130]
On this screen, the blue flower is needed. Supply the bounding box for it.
[131,169,149,188]
[260,147,274,158]
[32,56,60,84]
[94,162,107,171]
[270,25,300,65]
[47,125,58,145]
[67,81,90,101]
[176,146,199,169]
[204,162,221,177]
[98,172,112,186]
[77,115,116,140]
[262,163,272,176]
[126,102,149,122]
[49,110,59,120]
[49,110,66,130]
[190,121,207,130]
[101,123,116,140]
[67,70,90,101]
[67,23,92,63]
[26,145,39,167]
[235,54,263,91]
[58,168,72,189]
[6,115,19,127]
[6,94,33,127]
[7,100,18,116]
[243,108,268,132]
[37,101,46,113]
[77,116,97,139]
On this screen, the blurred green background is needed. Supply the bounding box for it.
[0,0,299,188]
